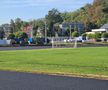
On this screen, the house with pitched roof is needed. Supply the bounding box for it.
[60,22,85,35]
[92,24,108,33]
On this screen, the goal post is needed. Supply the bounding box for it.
[74,38,78,48]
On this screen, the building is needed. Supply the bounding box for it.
[92,24,108,33]
[60,22,85,35]
[23,25,33,38]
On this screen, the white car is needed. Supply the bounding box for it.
[64,39,74,43]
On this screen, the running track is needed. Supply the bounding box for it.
[0,71,108,90]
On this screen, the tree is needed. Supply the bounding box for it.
[10,18,29,33]
[32,19,45,37]
[86,22,98,31]
[102,0,108,13]
[33,25,38,36]
[45,8,63,36]
[7,33,15,40]
[87,34,96,39]
[15,32,28,39]
[65,28,70,36]
[95,32,101,39]
[101,32,108,38]
[61,12,71,22]
[72,31,79,37]
[101,32,108,42]
[54,23,61,37]
[82,33,87,40]
[10,19,15,33]
[0,30,5,40]
[15,18,23,32]
[59,0,108,30]
[22,21,29,27]
[102,6,108,13]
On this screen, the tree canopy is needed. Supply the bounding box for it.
[45,8,63,36]
[0,0,108,38]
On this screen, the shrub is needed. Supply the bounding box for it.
[87,34,96,39]
[101,32,108,38]
[72,31,79,37]
[95,32,101,39]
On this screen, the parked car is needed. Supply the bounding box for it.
[64,39,74,43]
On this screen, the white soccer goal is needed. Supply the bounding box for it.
[51,37,78,48]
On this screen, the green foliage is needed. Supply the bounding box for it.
[35,38,45,45]
[46,8,63,24]
[101,32,108,38]
[82,33,86,37]
[10,19,15,33]
[82,33,87,40]
[15,31,28,39]
[102,6,108,13]
[72,31,79,37]
[32,19,45,30]
[45,8,63,36]
[61,12,71,22]
[61,0,108,30]
[64,28,70,36]
[10,18,29,33]
[2,0,108,38]
[7,33,15,40]
[87,33,101,40]
[95,32,101,39]
[53,23,61,36]
[0,30,5,40]
[32,19,45,36]
[14,18,23,32]
[101,0,108,13]
[87,34,96,39]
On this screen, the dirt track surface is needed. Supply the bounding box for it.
[0,71,108,90]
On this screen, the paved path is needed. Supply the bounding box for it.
[0,46,52,51]
[0,71,108,90]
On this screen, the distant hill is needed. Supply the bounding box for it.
[61,0,108,31]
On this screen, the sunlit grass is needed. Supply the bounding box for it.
[0,47,108,76]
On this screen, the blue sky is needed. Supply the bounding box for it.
[0,0,93,25]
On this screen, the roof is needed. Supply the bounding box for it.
[100,24,108,29]
[61,22,85,28]
[92,29,106,32]
[62,22,84,25]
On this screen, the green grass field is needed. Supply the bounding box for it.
[0,47,108,77]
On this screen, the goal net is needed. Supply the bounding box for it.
[50,37,108,48]
[51,37,77,48]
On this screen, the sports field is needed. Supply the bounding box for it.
[0,47,108,78]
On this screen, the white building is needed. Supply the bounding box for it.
[92,24,108,33]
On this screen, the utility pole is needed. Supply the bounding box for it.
[31,25,33,38]
[70,25,72,39]
[44,20,47,44]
